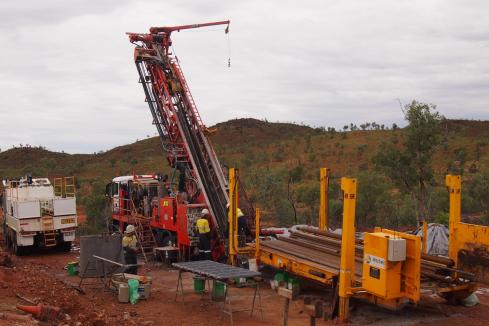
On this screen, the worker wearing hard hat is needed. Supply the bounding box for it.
[226,204,250,246]
[236,208,250,246]
[196,208,212,260]
[122,224,138,274]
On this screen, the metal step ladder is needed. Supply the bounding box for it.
[134,218,157,264]
[41,216,57,247]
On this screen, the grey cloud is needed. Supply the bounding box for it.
[0,0,488,153]
[0,0,132,29]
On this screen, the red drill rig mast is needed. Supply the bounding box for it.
[126,20,233,252]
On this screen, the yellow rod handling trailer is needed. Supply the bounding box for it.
[256,172,482,322]
[319,168,330,231]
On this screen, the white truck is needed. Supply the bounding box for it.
[1,176,78,255]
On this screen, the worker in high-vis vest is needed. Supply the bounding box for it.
[236,208,249,246]
[122,224,138,274]
[196,208,211,260]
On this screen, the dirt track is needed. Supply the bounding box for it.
[1,248,489,325]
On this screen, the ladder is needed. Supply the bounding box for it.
[64,177,75,197]
[41,216,57,247]
[53,177,63,197]
[53,176,76,198]
[134,217,157,264]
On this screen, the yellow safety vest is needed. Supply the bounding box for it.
[122,235,137,249]
[196,218,210,234]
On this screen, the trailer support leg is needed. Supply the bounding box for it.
[283,297,290,326]
[319,168,330,231]
[338,177,357,322]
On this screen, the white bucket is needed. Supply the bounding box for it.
[248,258,258,272]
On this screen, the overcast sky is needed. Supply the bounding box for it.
[1,0,488,153]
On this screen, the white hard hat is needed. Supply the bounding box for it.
[226,203,230,209]
[125,224,135,234]
[201,208,210,215]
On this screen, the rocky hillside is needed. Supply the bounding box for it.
[1,118,488,227]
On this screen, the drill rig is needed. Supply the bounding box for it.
[115,20,249,260]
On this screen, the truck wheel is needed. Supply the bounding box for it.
[12,233,25,256]
[58,241,72,252]
[2,223,7,249]
[5,230,11,251]
[7,229,15,254]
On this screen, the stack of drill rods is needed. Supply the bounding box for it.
[296,226,454,266]
[289,230,363,254]
[296,226,363,244]
[291,228,448,271]
[289,227,474,282]
[260,237,364,279]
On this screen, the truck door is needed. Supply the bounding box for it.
[110,182,120,214]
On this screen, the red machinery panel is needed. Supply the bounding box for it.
[151,198,178,232]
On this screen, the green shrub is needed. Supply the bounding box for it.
[433,211,449,225]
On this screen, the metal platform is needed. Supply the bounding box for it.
[172,259,263,325]
[172,260,261,280]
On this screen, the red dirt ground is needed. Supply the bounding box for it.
[0,248,488,326]
[76,207,86,224]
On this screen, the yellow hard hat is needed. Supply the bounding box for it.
[237,208,244,218]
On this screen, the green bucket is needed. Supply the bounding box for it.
[193,276,205,293]
[287,277,300,290]
[274,272,288,283]
[212,280,226,301]
[67,262,79,276]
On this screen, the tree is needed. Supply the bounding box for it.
[247,167,293,225]
[296,184,320,225]
[79,181,110,234]
[287,164,305,225]
[356,172,396,228]
[373,100,442,225]
[466,171,489,216]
